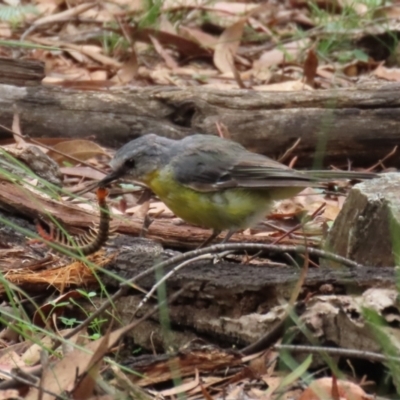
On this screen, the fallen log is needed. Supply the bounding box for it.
[0,83,399,167]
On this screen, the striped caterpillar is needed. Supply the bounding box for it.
[37,187,110,256]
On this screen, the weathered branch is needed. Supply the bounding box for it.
[0,83,399,167]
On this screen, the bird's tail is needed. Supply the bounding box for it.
[308,170,378,180]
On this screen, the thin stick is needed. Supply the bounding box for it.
[0,123,107,175]
[278,138,301,163]
[134,253,213,313]
[274,344,400,364]
[366,145,397,172]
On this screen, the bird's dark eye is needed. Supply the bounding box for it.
[124,158,135,169]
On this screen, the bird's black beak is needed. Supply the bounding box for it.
[76,169,123,196]
[98,169,124,187]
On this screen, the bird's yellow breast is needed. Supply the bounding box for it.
[143,168,276,231]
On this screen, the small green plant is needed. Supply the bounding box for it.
[58,316,79,328]
[140,0,163,29]
[304,0,385,63]
[0,4,38,24]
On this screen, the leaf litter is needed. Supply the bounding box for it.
[0,0,398,399]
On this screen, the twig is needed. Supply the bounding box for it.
[134,253,213,313]
[0,123,108,175]
[365,145,397,172]
[271,202,326,245]
[274,344,400,364]
[278,138,301,163]
[0,368,64,399]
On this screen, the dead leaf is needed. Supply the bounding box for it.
[255,80,313,91]
[65,45,102,64]
[252,65,272,83]
[60,166,106,180]
[134,28,210,58]
[32,2,97,26]
[32,37,122,68]
[200,82,239,90]
[149,35,179,70]
[0,351,25,380]
[112,50,139,84]
[374,64,400,81]
[71,329,110,399]
[159,14,176,34]
[179,26,218,50]
[89,70,108,81]
[373,5,400,19]
[11,106,26,149]
[25,326,127,400]
[262,376,282,393]
[0,23,12,38]
[159,369,200,396]
[111,364,153,400]
[163,0,259,15]
[255,39,310,69]
[299,377,369,400]
[303,48,318,87]
[21,336,54,366]
[48,140,106,164]
[0,390,20,399]
[214,17,247,74]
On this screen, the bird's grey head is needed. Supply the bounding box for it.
[100,134,176,186]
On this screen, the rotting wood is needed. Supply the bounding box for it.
[0,178,321,248]
[1,83,400,167]
[96,240,396,351]
[0,58,44,87]
[326,172,400,267]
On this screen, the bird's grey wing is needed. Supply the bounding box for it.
[171,139,314,192]
[172,135,375,192]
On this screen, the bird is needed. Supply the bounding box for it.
[99,133,377,244]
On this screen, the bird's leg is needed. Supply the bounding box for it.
[221,229,236,243]
[197,229,222,249]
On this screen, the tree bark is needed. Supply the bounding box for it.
[0,83,399,167]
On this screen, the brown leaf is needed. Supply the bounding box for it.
[373,5,400,19]
[11,105,26,149]
[134,27,210,57]
[71,331,109,399]
[159,369,200,396]
[179,26,218,50]
[149,35,179,70]
[299,377,369,400]
[25,327,127,400]
[60,166,106,180]
[374,64,400,81]
[214,17,247,74]
[255,39,310,69]
[303,48,318,87]
[48,139,106,164]
[32,2,97,26]
[0,351,25,380]
[112,50,139,84]
[0,390,20,399]
[255,80,313,91]
[21,336,56,366]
